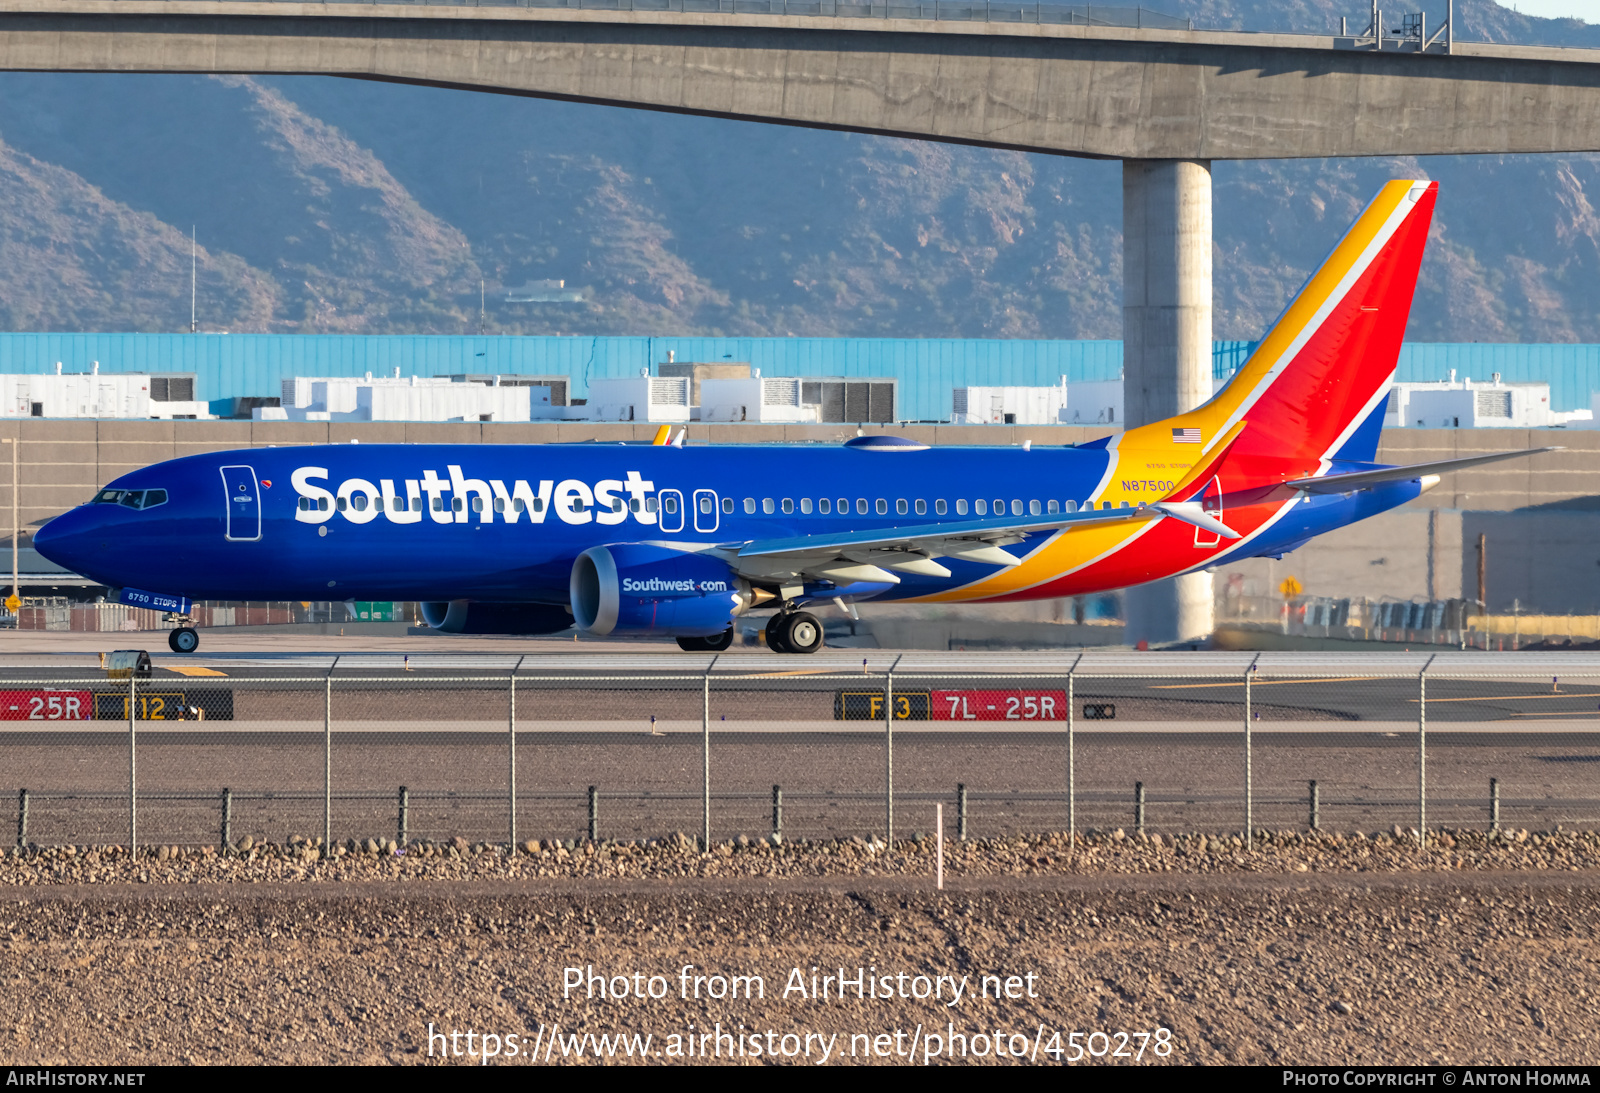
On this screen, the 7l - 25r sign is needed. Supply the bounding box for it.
[835,690,1067,721]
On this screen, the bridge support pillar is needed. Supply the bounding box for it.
[1121,158,1215,646]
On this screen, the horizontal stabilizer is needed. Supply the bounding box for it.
[1285,447,1560,494]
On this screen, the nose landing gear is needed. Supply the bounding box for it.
[164,613,199,653]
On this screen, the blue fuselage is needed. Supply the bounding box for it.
[32,443,1421,606]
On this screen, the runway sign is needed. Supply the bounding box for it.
[835,689,1068,721]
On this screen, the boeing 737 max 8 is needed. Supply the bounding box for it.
[32,181,1551,653]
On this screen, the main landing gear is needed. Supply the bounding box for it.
[676,628,734,652]
[765,610,824,655]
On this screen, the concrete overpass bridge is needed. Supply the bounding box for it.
[4,0,1598,641]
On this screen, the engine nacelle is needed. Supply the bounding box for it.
[419,600,574,635]
[570,544,743,637]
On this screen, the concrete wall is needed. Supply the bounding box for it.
[8,3,1600,159]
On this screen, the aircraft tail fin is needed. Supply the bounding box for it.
[1124,179,1436,467]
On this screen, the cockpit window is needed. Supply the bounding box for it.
[92,488,167,510]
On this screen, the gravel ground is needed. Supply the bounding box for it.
[3,831,1600,1066]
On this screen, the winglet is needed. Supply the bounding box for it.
[670,428,686,448]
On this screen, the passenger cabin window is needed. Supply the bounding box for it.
[1047,500,1058,514]
[1065,501,1077,513]
[856,499,868,515]
[700,497,713,514]
[337,497,348,512]
[630,498,641,512]
[915,500,926,516]
[1012,500,1023,516]
[876,499,888,515]
[663,496,678,514]
[1029,500,1041,515]
[763,498,775,514]
[722,497,734,514]
[513,499,526,513]
[471,497,484,513]
[895,499,908,515]
[781,498,794,514]
[819,499,832,514]
[935,500,947,515]
[955,500,967,515]
[974,500,987,515]
[800,498,813,514]
[744,498,756,514]
[643,498,655,513]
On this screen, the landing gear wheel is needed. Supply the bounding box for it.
[764,613,792,654]
[168,627,199,653]
[676,628,734,652]
[777,611,824,655]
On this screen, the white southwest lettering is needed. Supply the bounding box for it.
[381,479,422,524]
[624,471,656,525]
[489,479,554,524]
[420,469,453,524]
[448,465,493,524]
[555,479,594,525]
[292,466,334,524]
[297,467,662,529]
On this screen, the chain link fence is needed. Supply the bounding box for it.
[3,650,1599,851]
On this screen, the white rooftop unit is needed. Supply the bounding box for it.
[583,374,692,423]
[698,374,819,423]
[951,377,1122,426]
[261,372,530,422]
[1386,373,1590,429]
[0,366,210,419]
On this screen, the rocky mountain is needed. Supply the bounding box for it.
[0,0,1591,342]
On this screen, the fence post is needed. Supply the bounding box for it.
[397,786,409,847]
[588,785,599,843]
[508,655,524,848]
[128,672,136,855]
[220,787,231,850]
[1244,654,1258,850]
[702,654,718,853]
[1134,781,1145,835]
[771,785,782,841]
[1066,652,1081,845]
[957,783,968,841]
[884,654,902,845]
[16,788,26,849]
[1309,780,1319,832]
[1419,655,1435,847]
[324,656,339,850]
[1489,777,1500,832]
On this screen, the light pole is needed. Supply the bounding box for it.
[3,436,16,618]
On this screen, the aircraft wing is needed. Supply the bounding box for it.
[1283,447,1560,494]
[722,501,1232,585]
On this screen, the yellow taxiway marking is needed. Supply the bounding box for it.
[1407,695,1599,704]
[732,668,854,680]
[163,666,227,677]
[1148,677,1381,689]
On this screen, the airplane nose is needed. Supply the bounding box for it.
[31,509,102,574]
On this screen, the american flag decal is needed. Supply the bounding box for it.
[1172,428,1201,444]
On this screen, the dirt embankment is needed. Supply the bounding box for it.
[2,832,1599,1066]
